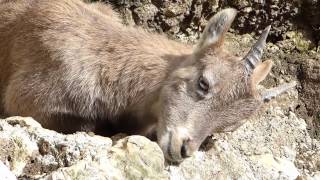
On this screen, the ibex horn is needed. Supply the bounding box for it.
[261,81,297,102]
[244,25,271,73]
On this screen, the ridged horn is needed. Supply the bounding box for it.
[244,25,271,73]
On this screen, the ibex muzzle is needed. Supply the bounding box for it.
[0,1,295,163]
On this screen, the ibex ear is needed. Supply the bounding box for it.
[194,8,237,53]
[251,60,273,86]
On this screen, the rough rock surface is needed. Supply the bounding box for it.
[1,94,319,179]
[104,0,319,45]
[0,161,16,180]
[0,117,166,179]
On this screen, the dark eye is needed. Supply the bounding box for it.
[198,76,209,94]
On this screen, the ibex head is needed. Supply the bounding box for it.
[156,8,296,162]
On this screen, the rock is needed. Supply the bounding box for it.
[45,135,168,180]
[108,136,167,179]
[46,161,112,180]
[0,161,16,180]
[0,117,113,178]
[5,116,42,128]
[0,117,167,179]
[299,57,320,114]
[221,0,300,42]
[104,0,319,46]
[282,31,314,52]
[299,0,320,46]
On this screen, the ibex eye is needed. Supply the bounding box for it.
[198,76,209,93]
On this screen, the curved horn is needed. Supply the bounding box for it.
[244,25,271,73]
[261,81,297,102]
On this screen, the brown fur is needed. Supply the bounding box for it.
[0,0,283,162]
[0,0,188,132]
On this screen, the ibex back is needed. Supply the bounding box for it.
[0,0,295,162]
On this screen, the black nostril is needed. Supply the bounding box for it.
[181,141,191,158]
[181,144,188,158]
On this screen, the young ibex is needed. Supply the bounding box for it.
[0,0,295,162]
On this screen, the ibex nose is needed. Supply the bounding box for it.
[159,128,196,162]
[180,138,192,158]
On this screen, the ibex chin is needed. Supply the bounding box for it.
[0,0,296,162]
